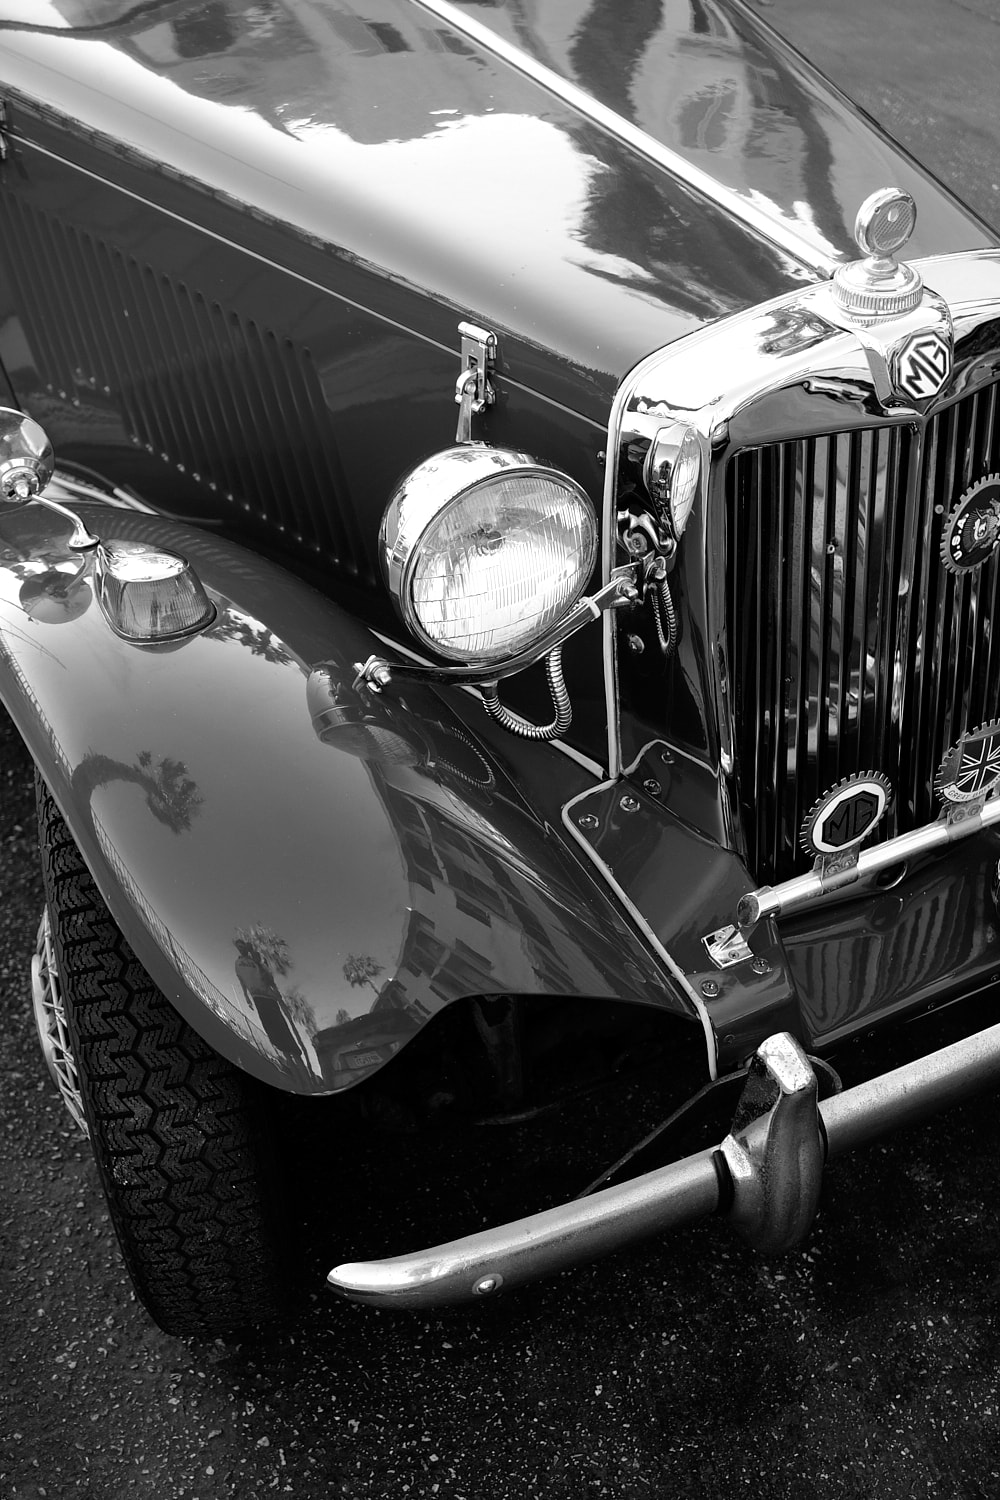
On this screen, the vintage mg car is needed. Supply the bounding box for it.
[2,0,1000,1337]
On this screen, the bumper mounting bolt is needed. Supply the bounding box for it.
[701,979,720,998]
[642,779,661,797]
[577,813,599,831]
[751,957,771,976]
[620,794,641,813]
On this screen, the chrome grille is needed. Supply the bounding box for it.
[726,381,1000,884]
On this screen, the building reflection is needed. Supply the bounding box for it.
[20,0,855,330]
[233,928,312,1075]
[307,661,652,1089]
[786,872,998,1042]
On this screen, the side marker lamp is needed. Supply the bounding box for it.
[95,540,215,644]
[643,422,703,546]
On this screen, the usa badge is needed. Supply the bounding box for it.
[941,475,1000,576]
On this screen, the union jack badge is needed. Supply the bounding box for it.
[936,721,1000,805]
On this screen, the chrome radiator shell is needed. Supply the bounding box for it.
[727,380,1000,884]
[604,251,1000,884]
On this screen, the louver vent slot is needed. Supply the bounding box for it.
[0,197,374,584]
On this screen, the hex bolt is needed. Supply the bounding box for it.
[619,794,641,813]
[751,956,771,976]
[642,779,661,797]
[473,1274,502,1296]
[701,979,720,998]
[577,813,599,831]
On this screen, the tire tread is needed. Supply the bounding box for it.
[36,775,290,1336]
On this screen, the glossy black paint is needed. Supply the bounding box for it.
[0,0,987,413]
[0,0,991,774]
[0,0,995,1096]
[0,500,696,1094]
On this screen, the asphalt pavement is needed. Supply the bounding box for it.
[3,2,1000,1497]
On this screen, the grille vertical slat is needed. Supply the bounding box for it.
[727,380,1000,884]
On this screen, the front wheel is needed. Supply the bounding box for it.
[35,775,292,1337]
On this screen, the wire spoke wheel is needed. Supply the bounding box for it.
[31,906,89,1137]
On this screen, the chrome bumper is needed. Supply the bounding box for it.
[327,1020,1000,1308]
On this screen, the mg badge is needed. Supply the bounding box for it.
[801,773,891,857]
[894,329,951,399]
[941,474,1000,575]
[936,721,1000,804]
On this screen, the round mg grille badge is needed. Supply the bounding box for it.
[941,475,1000,575]
[936,721,1000,804]
[801,773,891,857]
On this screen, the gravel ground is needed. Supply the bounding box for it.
[4,2,1000,1497]
[4,678,1000,1500]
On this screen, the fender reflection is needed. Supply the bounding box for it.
[0,503,695,1095]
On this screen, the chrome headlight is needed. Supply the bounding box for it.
[379,445,598,667]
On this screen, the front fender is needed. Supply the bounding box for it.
[0,501,694,1093]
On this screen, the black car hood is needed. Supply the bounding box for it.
[0,0,992,419]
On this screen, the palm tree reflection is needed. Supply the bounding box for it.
[232,921,310,1068]
[72,748,203,834]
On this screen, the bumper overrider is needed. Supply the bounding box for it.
[327,1021,1000,1307]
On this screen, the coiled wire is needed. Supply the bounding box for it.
[481,646,572,741]
[652,576,677,656]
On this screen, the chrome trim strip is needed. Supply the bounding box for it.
[327,1017,1000,1306]
[46,469,157,514]
[561,779,719,1079]
[12,142,606,432]
[370,630,606,779]
[740,796,1000,926]
[408,0,838,279]
[358,574,634,690]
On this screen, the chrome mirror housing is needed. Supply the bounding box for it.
[0,407,99,549]
[0,406,53,503]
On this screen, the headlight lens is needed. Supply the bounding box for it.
[381,446,598,667]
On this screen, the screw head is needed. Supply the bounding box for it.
[750,956,771,976]
[642,779,661,797]
[577,812,599,831]
[626,633,645,655]
[619,794,641,813]
[474,1274,502,1296]
[700,979,720,998]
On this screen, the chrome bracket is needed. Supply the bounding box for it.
[455,321,496,442]
[354,566,639,694]
[720,1033,823,1254]
[617,507,675,570]
[703,923,753,970]
[739,791,1000,928]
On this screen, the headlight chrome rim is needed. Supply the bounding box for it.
[380,444,598,669]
